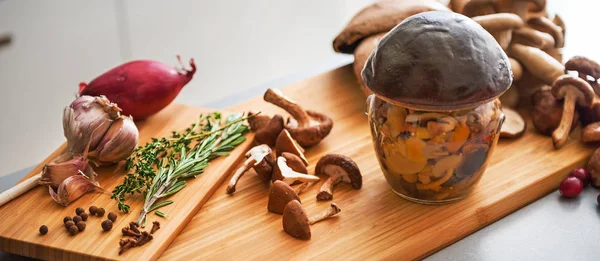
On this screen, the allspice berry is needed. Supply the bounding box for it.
[76,221,86,232]
[65,221,75,229]
[73,215,82,224]
[75,207,85,216]
[96,208,106,217]
[39,225,48,235]
[63,216,72,224]
[68,225,78,235]
[80,212,89,221]
[89,206,98,215]
[101,220,113,231]
[108,212,117,222]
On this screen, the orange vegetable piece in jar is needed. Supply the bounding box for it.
[447,123,470,153]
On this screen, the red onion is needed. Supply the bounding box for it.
[79,56,196,120]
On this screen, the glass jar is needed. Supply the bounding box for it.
[366,94,505,204]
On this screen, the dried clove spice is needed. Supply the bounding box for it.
[150,221,160,234]
[117,221,160,255]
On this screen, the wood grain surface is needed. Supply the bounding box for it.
[0,104,254,260]
[161,65,595,260]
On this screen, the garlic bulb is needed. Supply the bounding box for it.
[90,115,139,165]
[63,95,121,154]
[39,155,97,189]
[48,174,105,207]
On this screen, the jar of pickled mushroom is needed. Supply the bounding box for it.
[363,11,512,203]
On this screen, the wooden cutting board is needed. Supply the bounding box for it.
[161,65,596,260]
[0,105,255,260]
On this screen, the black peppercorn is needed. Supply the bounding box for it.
[101,220,113,231]
[68,225,78,235]
[89,206,98,215]
[63,216,72,224]
[97,208,106,217]
[80,212,89,221]
[108,212,117,222]
[75,207,85,216]
[39,225,48,235]
[73,215,82,224]
[76,221,86,232]
[65,221,75,229]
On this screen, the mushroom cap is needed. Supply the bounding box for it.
[268,180,300,214]
[515,0,546,12]
[282,200,311,240]
[286,111,334,147]
[275,129,308,165]
[245,144,276,181]
[353,33,385,96]
[532,89,579,136]
[527,16,564,48]
[272,153,309,183]
[462,0,497,17]
[247,112,271,132]
[362,11,512,111]
[511,27,555,49]
[315,154,362,189]
[551,75,595,107]
[500,107,526,138]
[254,114,284,147]
[565,56,600,79]
[332,0,449,54]
[472,13,524,32]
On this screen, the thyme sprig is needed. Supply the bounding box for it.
[111,112,250,226]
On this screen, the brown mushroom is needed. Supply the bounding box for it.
[272,152,309,183]
[532,88,579,136]
[587,147,600,187]
[527,16,564,48]
[315,154,362,201]
[509,57,524,81]
[500,107,526,138]
[275,129,308,165]
[510,0,546,20]
[582,122,600,143]
[461,0,497,17]
[450,0,471,13]
[254,114,284,147]
[508,43,564,86]
[271,155,319,185]
[264,88,333,147]
[282,200,341,240]
[500,85,520,108]
[552,14,565,37]
[472,13,524,50]
[565,56,600,96]
[268,180,300,214]
[353,33,385,96]
[551,75,595,149]
[226,144,275,194]
[511,27,555,49]
[247,111,271,132]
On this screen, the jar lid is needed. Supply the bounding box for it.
[361,11,512,111]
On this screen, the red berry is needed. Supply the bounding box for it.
[569,168,590,186]
[559,177,583,198]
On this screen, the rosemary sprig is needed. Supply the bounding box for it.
[111,112,250,226]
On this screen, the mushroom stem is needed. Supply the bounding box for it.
[316,176,343,201]
[293,182,309,195]
[509,44,565,86]
[308,203,341,225]
[494,30,512,50]
[552,90,577,149]
[264,88,311,127]
[513,2,529,20]
[226,157,255,194]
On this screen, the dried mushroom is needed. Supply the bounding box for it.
[551,75,595,149]
[271,155,319,185]
[532,88,579,136]
[315,154,362,201]
[275,129,308,165]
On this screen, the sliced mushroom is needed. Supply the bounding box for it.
[508,43,564,86]
[271,155,319,185]
[254,114,284,147]
[427,116,458,136]
[282,200,341,240]
[527,16,564,48]
[275,129,308,165]
[531,88,579,136]
[432,154,463,178]
[226,144,275,194]
[500,107,526,138]
[315,154,362,201]
[272,152,308,182]
[456,143,489,179]
[461,0,497,17]
[511,27,555,49]
[264,88,333,147]
[383,147,427,175]
[247,111,271,131]
[472,13,524,50]
[268,180,300,214]
[551,75,595,149]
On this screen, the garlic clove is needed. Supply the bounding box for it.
[48,174,105,207]
[39,155,93,189]
[91,115,139,165]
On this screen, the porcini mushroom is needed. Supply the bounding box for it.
[272,152,309,182]
[565,56,600,95]
[527,16,564,48]
[272,155,319,185]
[275,129,308,165]
[315,154,362,201]
[268,180,300,214]
[500,107,526,138]
[263,88,333,147]
[532,88,579,136]
[226,144,275,194]
[254,114,284,147]
[551,75,595,149]
[282,200,341,240]
[247,111,271,132]
[472,13,524,50]
[511,27,555,49]
[461,0,497,17]
[508,43,564,86]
